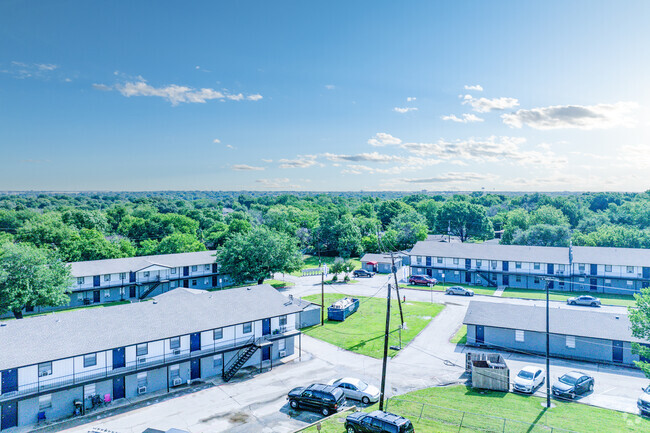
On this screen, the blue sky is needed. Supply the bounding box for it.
[1,0,649,191]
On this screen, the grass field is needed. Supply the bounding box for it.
[300,385,650,433]
[501,287,637,307]
[400,282,497,297]
[302,293,444,358]
[450,325,467,345]
[290,255,362,276]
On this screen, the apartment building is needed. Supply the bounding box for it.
[0,285,301,431]
[409,241,650,294]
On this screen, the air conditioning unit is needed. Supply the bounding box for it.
[279,326,287,333]
[137,357,147,364]
[39,371,51,377]
[173,349,181,356]
[279,350,286,357]
[172,377,182,387]
[137,386,147,395]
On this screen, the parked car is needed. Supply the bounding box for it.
[353,269,375,278]
[512,366,544,394]
[345,410,415,433]
[408,275,437,286]
[446,286,474,296]
[328,377,380,404]
[287,383,346,416]
[638,385,650,416]
[551,371,594,399]
[567,295,601,307]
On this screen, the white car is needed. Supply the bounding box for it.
[638,385,650,416]
[446,286,474,296]
[328,377,380,404]
[512,366,544,394]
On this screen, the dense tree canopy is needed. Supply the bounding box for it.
[629,288,650,378]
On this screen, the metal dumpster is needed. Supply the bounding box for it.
[327,297,359,321]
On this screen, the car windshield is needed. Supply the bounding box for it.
[355,380,368,391]
[559,375,578,385]
[517,370,534,380]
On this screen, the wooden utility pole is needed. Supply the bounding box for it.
[545,278,551,408]
[390,252,405,329]
[379,283,392,411]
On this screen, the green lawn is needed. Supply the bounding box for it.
[300,385,650,433]
[302,293,444,358]
[290,255,362,277]
[501,287,637,307]
[0,300,132,321]
[450,325,467,345]
[265,279,295,289]
[400,282,497,297]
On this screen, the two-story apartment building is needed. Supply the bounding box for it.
[409,241,650,294]
[19,251,233,317]
[0,285,301,431]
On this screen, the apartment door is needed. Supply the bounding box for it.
[190,333,201,352]
[426,268,433,277]
[112,347,125,369]
[262,318,271,336]
[129,272,136,283]
[643,267,650,279]
[190,358,201,380]
[502,261,509,271]
[464,272,471,283]
[475,326,485,345]
[212,276,219,287]
[129,286,136,298]
[262,346,271,361]
[465,259,471,270]
[547,264,554,275]
[590,279,598,291]
[425,256,431,267]
[183,279,189,288]
[502,275,509,286]
[1,369,18,394]
[1,402,17,430]
[183,266,189,277]
[612,341,624,363]
[93,290,100,303]
[113,377,125,400]
[93,275,100,287]
[590,264,598,276]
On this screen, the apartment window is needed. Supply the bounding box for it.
[77,277,85,285]
[77,293,83,301]
[103,289,110,298]
[515,330,525,342]
[171,268,177,274]
[515,262,522,269]
[170,364,180,378]
[137,372,147,387]
[279,315,288,326]
[605,265,612,272]
[516,276,522,282]
[104,274,111,282]
[417,256,423,264]
[38,362,52,377]
[476,260,482,268]
[491,274,497,281]
[534,277,540,284]
[605,279,612,287]
[213,328,223,340]
[205,264,211,270]
[38,394,52,410]
[437,257,443,264]
[204,278,210,285]
[558,264,565,272]
[279,339,286,351]
[490,261,497,269]
[170,337,181,350]
[454,271,459,275]
[84,383,96,398]
[533,263,540,270]
[243,322,252,334]
[171,281,177,288]
[136,343,148,356]
[578,264,585,271]
[191,265,198,272]
[627,266,634,274]
[627,280,634,286]
[192,279,197,286]
[143,271,150,278]
[120,273,126,280]
[566,336,576,349]
[453,258,459,265]
[214,354,223,368]
[579,277,585,282]
[83,353,97,368]
[559,280,565,286]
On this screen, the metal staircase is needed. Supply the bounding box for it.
[476,271,497,287]
[139,280,163,300]
[222,338,259,382]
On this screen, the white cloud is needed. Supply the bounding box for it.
[367,133,402,147]
[213,138,221,144]
[247,94,263,101]
[227,93,244,101]
[255,178,300,189]
[261,159,273,163]
[464,84,483,91]
[501,102,638,130]
[278,155,318,168]
[225,144,234,149]
[2,61,59,79]
[401,172,490,184]
[407,97,416,102]
[462,94,519,112]
[232,164,264,171]
[325,84,335,90]
[92,83,111,91]
[441,113,484,123]
[394,107,418,114]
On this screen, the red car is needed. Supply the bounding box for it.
[409,275,438,286]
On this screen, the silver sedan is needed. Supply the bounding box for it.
[328,377,380,404]
[446,286,474,296]
[567,295,601,307]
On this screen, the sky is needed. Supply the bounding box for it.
[1,0,649,192]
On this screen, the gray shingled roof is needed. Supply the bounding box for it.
[69,250,218,277]
[410,242,568,263]
[361,253,405,265]
[572,246,650,267]
[0,285,301,370]
[462,301,643,343]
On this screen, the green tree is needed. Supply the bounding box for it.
[629,287,650,377]
[436,200,493,242]
[511,224,571,247]
[501,209,530,244]
[388,211,428,250]
[330,260,345,281]
[155,233,206,254]
[377,200,413,228]
[529,205,569,226]
[0,243,72,319]
[217,226,303,284]
[416,199,441,231]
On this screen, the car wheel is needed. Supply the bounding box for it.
[591,302,597,307]
[347,427,357,433]
[570,301,576,305]
[465,292,471,296]
[361,396,370,405]
[446,290,451,294]
[321,407,330,416]
[289,400,298,409]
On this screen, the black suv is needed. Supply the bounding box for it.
[345,410,415,433]
[353,269,375,278]
[287,383,346,416]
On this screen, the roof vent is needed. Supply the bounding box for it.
[0,323,6,327]
[615,316,619,320]
[153,300,158,304]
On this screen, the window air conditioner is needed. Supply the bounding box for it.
[137,386,147,395]
[279,350,286,357]
[279,326,287,333]
[173,349,181,356]
[137,357,147,364]
[39,371,51,377]
[172,377,183,387]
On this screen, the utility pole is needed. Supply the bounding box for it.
[379,283,392,411]
[545,278,551,408]
[390,252,405,329]
[319,248,324,326]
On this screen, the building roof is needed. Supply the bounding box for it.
[572,245,650,267]
[361,253,405,265]
[410,242,569,264]
[462,301,643,343]
[69,250,218,277]
[426,234,462,243]
[0,285,302,370]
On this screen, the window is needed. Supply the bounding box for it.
[279,315,288,326]
[476,260,482,268]
[534,277,540,284]
[605,265,612,272]
[143,271,150,278]
[627,280,634,286]
[171,268,177,274]
[515,330,525,342]
[490,260,496,269]
[136,343,148,356]
[84,383,96,398]
[204,278,210,285]
[38,362,52,377]
[491,274,497,281]
[516,276,522,282]
[171,281,177,288]
[279,339,286,350]
[77,277,85,285]
[104,274,111,282]
[192,279,197,286]
[605,279,612,286]
[170,364,180,378]
[558,264,565,272]
[515,262,522,269]
[83,353,97,368]
[453,258,459,265]
[205,264,211,270]
[39,394,52,410]
[137,372,147,387]
[103,289,110,298]
[213,328,223,340]
[416,256,422,264]
[566,335,576,349]
[454,271,459,275]
[437,257,443,264]
[533,263,540,270]
[77,293,83,301]
[170,337,181,349]
[627,266,635,273]
[578,264,585,271]
[579,277,585,282]
[120,273,126,280]
[213,354,223,367]
[191,265,198,272]
[243,322,252,334]
[559,280,565,286]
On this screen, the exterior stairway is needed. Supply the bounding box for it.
[222,343,259,382]
[476,271,497,287]
[139,280,162,300]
